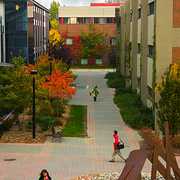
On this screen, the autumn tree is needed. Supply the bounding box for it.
[49,0,72,66]
[41,70,76,116]
[42,70,76,99]
[157,64,180,135]
[69,36,83,64]
[80,26,109,59]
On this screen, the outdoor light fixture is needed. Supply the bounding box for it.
[30,69,38,139]
[15,4,20,11]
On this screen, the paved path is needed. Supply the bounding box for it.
[0,70,142,180]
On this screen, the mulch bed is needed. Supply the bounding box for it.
[72,172,120,180]
[0,106,71,144]
[0,131,46,143]
[72,172,165,180]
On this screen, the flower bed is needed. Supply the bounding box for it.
[72,172,165,180]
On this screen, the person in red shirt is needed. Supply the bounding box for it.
[109,130,126,162]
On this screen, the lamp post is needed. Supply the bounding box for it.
[30,69,38,139]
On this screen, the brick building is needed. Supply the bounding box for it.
[58,2,124,65]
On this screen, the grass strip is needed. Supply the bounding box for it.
[62,105,87,137]
[105,72,154,129]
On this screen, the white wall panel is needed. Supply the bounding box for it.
[148,15,154,45]
[147,57,153,88]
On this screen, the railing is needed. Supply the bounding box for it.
[119,122,180,180]
[0,111,15,136]
[0,110,15,125]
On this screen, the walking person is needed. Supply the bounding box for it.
[39,169,52,180]
[109,130,126,162]
[89,85,99,102]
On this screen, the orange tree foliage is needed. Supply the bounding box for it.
[41,70,76,99]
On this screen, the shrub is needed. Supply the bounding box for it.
[106,72,154,129]
[114,92,154,129]
[105,72,125,89]
[157,64,180,135]
[36,116,56,131]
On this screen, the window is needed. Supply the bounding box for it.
[129,42,132,51]
[63,17,68,24]
[81,59,88,65]
[138,8,141,19]
[138,43,141,53]
[148,45,154,58]
[77,17,91,24]
[130,9,133,22]
[96,59,102,65]
[66,38,73,45]
[94,17,99,24]
[148,2,155,15]
[107,18,114,23]
[99,18,106,24]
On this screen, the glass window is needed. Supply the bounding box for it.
[81,59,88,65]
[138,43,141,54]
[96,59,102,65]
[63,17,69,24]
[66,38,73,45]
[77,17,82,24]
[94,18,99,24]
[107,18,113,23]
[148,2,155,16]
[5,0,28,62]
[148,45,154,58]
[138,8,141,19]
[130,9,133,22]
[99,18,106,24]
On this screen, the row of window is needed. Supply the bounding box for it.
[136,43,154,58]
[60,17,115,24]
[65,37,116,46]
[138,2,155,18]
[130,2,155,21]
[81,59,102,65]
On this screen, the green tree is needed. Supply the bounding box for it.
[50,0,59,21]
[80,26,109,59]
[0,56,32,116]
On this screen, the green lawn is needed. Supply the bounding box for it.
[62,105,87,137]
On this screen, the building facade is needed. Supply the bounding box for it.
[117,0,180,129]
[59,3,124,65]
[5,0,49,64]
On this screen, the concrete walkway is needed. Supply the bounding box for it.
[0,70,142,180]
